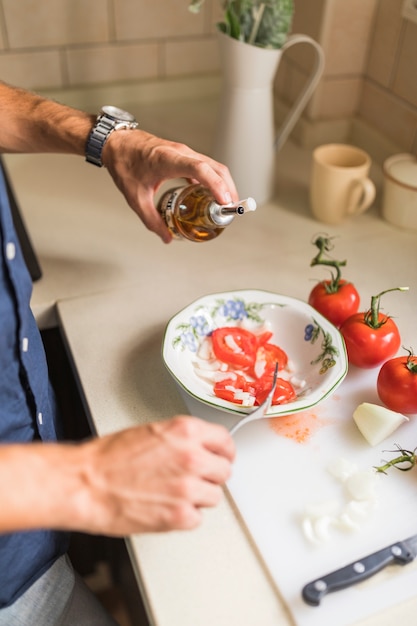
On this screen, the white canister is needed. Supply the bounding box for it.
[382,153,417,230]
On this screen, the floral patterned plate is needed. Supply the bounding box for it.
[163,289,348,417]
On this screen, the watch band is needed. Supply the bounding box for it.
[85,107,138,167]
[85,115,118,167]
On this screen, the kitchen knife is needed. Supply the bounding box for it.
[302,533,417,606]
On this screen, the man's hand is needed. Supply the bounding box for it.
[103,129,239,243]
[79,416,235,534]
[0,416,235,535]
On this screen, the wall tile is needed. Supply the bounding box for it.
[0,0,414,155]
[308,77,362,120]
[66,42,159,86]
[359,79,417,151]
[320,0,378,75]
[2,0,109,48]
[366,0,404,87]
[291,0,326,42]
[114,0,204,40]
[164,37,219,77]
[392,21,417,107]
[0,50,63,89]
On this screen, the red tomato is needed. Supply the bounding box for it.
[253,342,288,378]
[255,374,296,406]
[308,279,360,328]
[211,327,257,369]
[377,350,417,414]
[214,375,256,404]
[340,312,401,368]
[256,331,273,346]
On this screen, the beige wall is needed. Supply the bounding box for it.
[0,0,220,88]
[277,0,417,155]
[0,0,416,155]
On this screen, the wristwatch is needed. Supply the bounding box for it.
[85,105,138,167]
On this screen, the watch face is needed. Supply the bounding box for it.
[101,105,136,123]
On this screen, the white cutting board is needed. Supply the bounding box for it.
[182,366,417,626]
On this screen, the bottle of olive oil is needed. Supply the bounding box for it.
[158,184,256,242]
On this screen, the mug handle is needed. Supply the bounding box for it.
[274,34,325,152]
[347,178,376,215]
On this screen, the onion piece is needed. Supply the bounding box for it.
[345,470,379,502]
[302,459,381,545]
[328,457,358,481]
[353,402,409,446]
[224,334,243,353]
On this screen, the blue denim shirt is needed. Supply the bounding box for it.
[0,168,68,608]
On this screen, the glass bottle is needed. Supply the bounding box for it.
[157,184,256,242]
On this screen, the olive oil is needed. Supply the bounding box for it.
[158,184,256,242]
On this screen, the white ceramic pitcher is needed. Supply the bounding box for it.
[213,31,325,205]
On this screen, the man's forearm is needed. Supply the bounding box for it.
[0,442,88,533]
[0,81,94,155]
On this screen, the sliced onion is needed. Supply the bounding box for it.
[197,337,214,360]
[327,457,358,481]
[302,458,381,545]
[254,358,266,379]
[192,358,224,371]
[344,499,376,523]
[345,470,379,502]
[224,334,243,353]
[302,518,321,546]
[337,512,361,532]
[313,515,339,542]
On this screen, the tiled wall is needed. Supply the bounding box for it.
[278,0,417,155]
[0,0,220,88]
[0,0,416,155]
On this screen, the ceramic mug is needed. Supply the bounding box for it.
[382,153,417,231]
[310,144,376,225]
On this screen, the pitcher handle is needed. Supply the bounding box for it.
[274,34,325,152]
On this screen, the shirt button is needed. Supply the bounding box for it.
[22,337,29,352]
[6,242,16,260]
[38,412,43,426]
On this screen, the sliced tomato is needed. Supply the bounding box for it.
[211,327,257,369]
[255,331,273,346]
[253,342,288,378]
[213,375,257,405]
[255,372,296,406]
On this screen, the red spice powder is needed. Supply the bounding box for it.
[268,410,323,443]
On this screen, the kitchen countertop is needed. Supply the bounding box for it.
[4,97,417,626]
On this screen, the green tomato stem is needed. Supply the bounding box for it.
[364,286,409,328]
[310,235,346,293]
[403,346,417,373]
[375,446,417,474]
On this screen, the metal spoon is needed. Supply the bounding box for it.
[229,363,279,436]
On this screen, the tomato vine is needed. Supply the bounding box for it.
[375,444,417,474]
[310,234,347,294]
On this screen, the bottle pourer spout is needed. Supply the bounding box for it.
[240,197,257,212]
[220,197,257,216]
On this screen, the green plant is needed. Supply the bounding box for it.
[189,0,294,49]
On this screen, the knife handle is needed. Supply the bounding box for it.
[302,541,414,606]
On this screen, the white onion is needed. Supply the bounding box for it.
[353,402,408,446]
[327,457,358,481]
[197,337,214,360]
[192,358,224,371]
[302,458,380,545]
[253,359,266,379]
[224,334,243,353]
[345,470,379,502]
